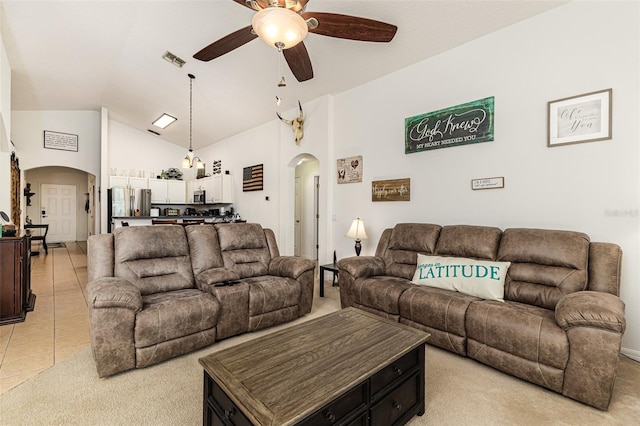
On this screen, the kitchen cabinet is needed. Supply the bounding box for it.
[149,179,186,204]
[208,175,234,203]
[187,175,233,204]
[109,176,148,189]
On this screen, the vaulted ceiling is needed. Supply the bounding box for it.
[0,1,567,149]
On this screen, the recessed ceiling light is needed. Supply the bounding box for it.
[152,113,177,129]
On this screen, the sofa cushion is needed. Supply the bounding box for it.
[135,289,219,348]
[411,254,510,301]
[114,226,194,295]
[466,300,569,392]
[498,228,589,310]
[435,225,502,260]
[399,285,479,356]
[244,276,301,316]
[350,275,413,315]
[383,223,441,279]
[186,225,225,276]
[216,223,271,278]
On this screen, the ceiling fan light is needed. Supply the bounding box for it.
[252,7,308,49]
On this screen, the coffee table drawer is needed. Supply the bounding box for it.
[205,376,252,426]
[303,382,367,425]
[370,349,419,397]
[370,373,420,426]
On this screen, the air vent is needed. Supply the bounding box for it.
[147,129,161,136]
[162,51,186,68]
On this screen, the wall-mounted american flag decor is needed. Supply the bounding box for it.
[243,164,263,192]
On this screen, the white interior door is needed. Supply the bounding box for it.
[41,183,77,243]
[294,177,302,257]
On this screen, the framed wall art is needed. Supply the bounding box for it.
[405,97,494,154]
[372,178,410,202]
[242,164,263,192]
[337,155,363,184]
[547,88,612,147]
[44,130,78,152]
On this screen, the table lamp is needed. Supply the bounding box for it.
[346,218,368,256]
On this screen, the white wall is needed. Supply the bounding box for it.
[11,111,101,232]
[0,31,12,215]
[331,1,639,357]
[12,111,101,174]
[107,120,190,181]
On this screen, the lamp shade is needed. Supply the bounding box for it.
[252,7,308,49]
[346,218,368,240]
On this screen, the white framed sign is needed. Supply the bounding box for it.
[44,130,78,152]
[471,177,504,190]
[547,89,612,147]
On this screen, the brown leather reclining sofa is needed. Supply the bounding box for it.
[338,223,626,410]
[87,223,315,377]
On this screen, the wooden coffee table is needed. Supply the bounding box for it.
[199,307,430,425]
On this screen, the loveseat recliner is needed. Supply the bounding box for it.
[338,223,626,410]
[87,223,315,377]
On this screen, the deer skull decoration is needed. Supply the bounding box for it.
[277,100,304,145]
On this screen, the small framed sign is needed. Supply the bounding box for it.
[471,177,504,190]
[337,155,363,184]
[44,130,78,152]
[372,178,411,201]
[547,89,612,147]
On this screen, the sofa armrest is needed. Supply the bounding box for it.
[195,268,240,289]
[337,256,386,278]
[87,277,142,311]
[87,277,141,377]
[269,256,315,279]
[555,291,625,334]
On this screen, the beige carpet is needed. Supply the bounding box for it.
[1,286,638,425]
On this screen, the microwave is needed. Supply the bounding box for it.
[193,189,206,204]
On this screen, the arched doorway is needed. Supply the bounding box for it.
[24,166,95,243]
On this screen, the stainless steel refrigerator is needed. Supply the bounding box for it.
[108,187,152,231]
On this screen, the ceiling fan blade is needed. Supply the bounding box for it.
[301,12,397,42]
[193,25,258,61]
[283,42,314,82]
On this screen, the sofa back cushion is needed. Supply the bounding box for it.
[216,223,271,278]
[382,223,441,279]
[185,225,224,276]
[497,228,589,309]
[114,225,194,295]
[435,225,502,260]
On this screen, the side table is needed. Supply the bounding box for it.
[319,263,339,297]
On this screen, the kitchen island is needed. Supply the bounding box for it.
[112,215,243,229]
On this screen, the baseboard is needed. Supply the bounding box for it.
[621,347,640,362]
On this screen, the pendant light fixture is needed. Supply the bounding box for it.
[182,73,205,170]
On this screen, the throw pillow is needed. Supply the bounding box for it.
[411,254,511,301]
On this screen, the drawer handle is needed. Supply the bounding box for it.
[393,401,402,411]
[224,407,236,418]
[393,366,402,375]
[325,411,336,423]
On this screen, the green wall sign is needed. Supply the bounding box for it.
[405,97,495,154]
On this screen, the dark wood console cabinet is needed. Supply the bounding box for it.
[0,234,36,325]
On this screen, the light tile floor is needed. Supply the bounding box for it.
[0,241,90,395]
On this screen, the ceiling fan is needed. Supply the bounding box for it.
[193,0,398,82]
